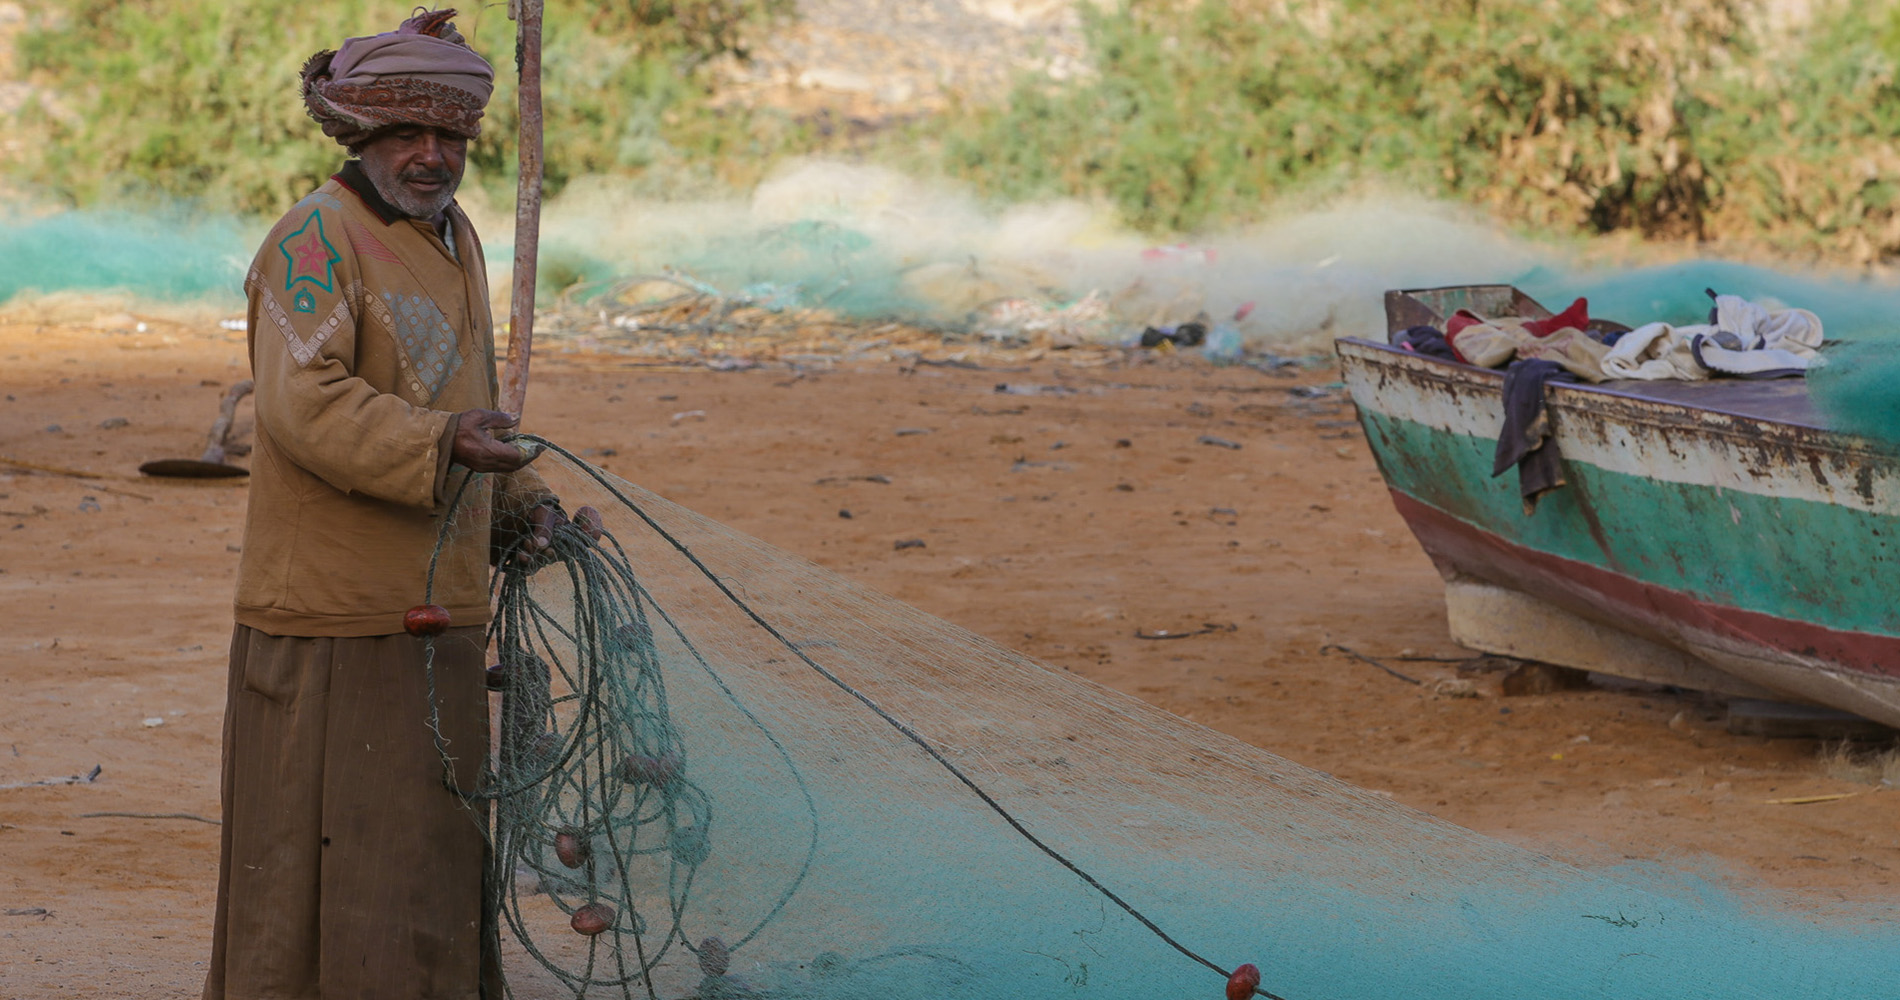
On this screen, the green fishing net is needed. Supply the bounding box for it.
[1518,260,1900,442]
[0,209,252,304]
[415,439,1898,1000]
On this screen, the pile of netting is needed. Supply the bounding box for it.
[421,440,1900,1000]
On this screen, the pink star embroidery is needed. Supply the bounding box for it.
[291,232,330,275]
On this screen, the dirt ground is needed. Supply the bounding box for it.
[2,313,1896,996]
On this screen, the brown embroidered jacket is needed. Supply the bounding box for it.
[235,164,549,637]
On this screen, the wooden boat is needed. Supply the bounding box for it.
[1338,285,1900,728]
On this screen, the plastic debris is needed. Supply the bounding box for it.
[1201,322,1243,364]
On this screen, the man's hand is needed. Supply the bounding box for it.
[519,504,605,558]
[522,502,565,557]
[451,409,534,473]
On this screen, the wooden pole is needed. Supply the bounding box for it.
[499,0,544,420]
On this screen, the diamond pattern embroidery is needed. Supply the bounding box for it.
[385,292,463,401]
[247,266,352,368]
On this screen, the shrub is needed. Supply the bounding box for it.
[10,0,796,214]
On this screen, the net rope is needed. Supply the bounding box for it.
[414,441,1898,1000]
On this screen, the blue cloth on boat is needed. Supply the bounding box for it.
[1493,359,1579,514]
[1392,325,1458,360]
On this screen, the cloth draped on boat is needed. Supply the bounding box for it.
[1411,292,1822,384]
[1400,290,1828,511]
[1491,359,1581,513]
[1431,297,1615,381]
[1603,293,1823,381]
[1450,319,1612,381]
[1394,324,1457,360]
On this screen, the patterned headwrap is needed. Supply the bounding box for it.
[300,9,496,147]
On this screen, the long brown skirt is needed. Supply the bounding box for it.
[203,624,492,1000]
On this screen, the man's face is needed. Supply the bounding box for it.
[356,125,468,221]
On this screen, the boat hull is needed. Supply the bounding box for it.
[1338,337,1900,727]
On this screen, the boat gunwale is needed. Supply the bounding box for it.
[1335,336,1896,462]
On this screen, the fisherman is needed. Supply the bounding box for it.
[204,10,562,998]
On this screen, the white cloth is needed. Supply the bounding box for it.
[1709,294,1822,355]
[1602,322,1707,380]
[1600,296,1824,381]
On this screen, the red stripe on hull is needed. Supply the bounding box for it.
[1389,490,1900,680]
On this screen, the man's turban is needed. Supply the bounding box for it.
[300,9,496,148]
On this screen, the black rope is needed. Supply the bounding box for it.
[1321,643,1423,686]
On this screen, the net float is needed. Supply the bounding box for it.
[620,750,681,788]
[1226,963,1261,1000]
[570,902,614,936]
[404,604,451,636]
[697,936,730,977]
[553,828,589,869]
[485,663,507,690]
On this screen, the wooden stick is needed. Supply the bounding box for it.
[197,380,254,464]
[1761,792,1862,805]
[499,0,544,420]
[80,811,221,825]
[0,456,153,499]
[0,455,105,479]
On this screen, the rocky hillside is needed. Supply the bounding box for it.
[717,0,1090,120]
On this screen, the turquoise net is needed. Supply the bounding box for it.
[0,209,252,304]
[421,441,1900,1000]
[1517,260,1900,442]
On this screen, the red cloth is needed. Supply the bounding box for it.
[1522,297,1588,337]
[1443,310,1485,364]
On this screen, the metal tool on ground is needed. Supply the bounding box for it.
[139,380,253,478]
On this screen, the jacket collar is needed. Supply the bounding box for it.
[332,160,406,226]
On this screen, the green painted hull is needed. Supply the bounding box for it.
[1338,336,1900,725]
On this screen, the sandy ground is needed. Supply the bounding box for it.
[2,313,1897,996]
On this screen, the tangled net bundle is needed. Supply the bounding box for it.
[484,514,796,997]
[420,440,1899,1000]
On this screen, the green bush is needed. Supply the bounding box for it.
[14,0,1900,262]
[11,0,797,214]
[940,0,1900,258]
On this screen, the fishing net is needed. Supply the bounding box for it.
[1519,259,1900,341]
[0,208,253,304]
[414,439,1897,1000]
[1516,260,1900,443]
[14,193,1900,366]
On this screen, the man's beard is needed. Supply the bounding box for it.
[361,156,460,220]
